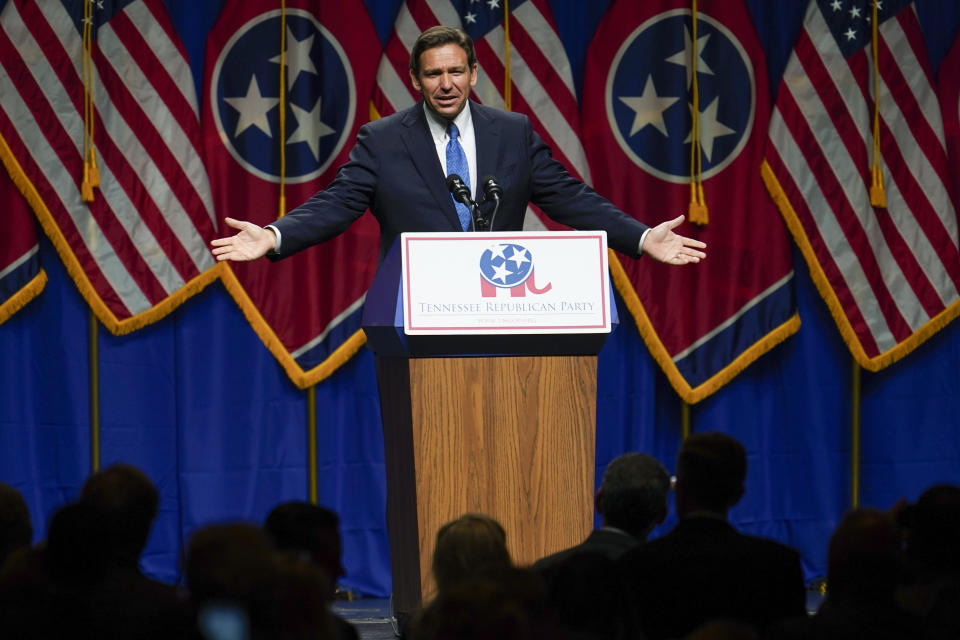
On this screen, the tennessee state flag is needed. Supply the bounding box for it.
[202,1,380,387]
[582,0,798,403]
[0,167,46,325]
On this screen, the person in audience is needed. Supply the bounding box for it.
[0,482,32,571]
[533,452,668,639]
[768,507,922,639]
[430,512,513,596]
[619,432,805,638]
[264,501,358,640]
[896,484,960,640]
[534,452,669,576]
[187,521,338,639]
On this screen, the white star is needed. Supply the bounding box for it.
[491,262,511,283]
[465,12,477,24]
[845,28,857,41]
[683,97,736,163]
[270,27,318,90]
[619,75,679,138]
[831,0,843,10]
[507,248,529,269]
[665,26,715,89]
[877,0,883,9]
[286,97,336,162]
[488,245,508,261]
[83,16,92,25]
[487,0,500,9]
[849,6,862,19]
[95,0,104,9]
[224,75,279,138]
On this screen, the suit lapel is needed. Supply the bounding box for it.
[399,103,461,231]
[473,102,501,215]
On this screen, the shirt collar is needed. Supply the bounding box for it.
[423,100,473,143]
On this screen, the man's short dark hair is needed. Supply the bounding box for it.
[79,463,159,559]
[409,26,477,77]
[676,432,747,512]
[597,453,669,539]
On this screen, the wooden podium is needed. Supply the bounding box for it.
[362,233,614,614]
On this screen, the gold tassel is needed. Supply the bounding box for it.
[688,182,709,225]
[870,165,887,208]
[88,148,100,187]
[687,0,708,226]
[81,161,94,202]
[869,0,887,209]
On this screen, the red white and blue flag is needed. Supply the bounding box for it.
[583,0,798,402]
[202,0,380,386]
[0,167,46,325]
[0,0,218,333]
[372,0,588,228]
[763,0,960,370]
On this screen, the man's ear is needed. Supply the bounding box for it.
[409,68,421,92]
[594,488,603,516]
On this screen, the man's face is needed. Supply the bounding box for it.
[410,43,478,120]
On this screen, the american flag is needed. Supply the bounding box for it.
[763,0,960,369]
[372,0,588,228]
[0,0,218,333]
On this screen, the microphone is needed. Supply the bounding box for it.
[480,175,503,231]
[480,175,502,204]
[446,174,475,208]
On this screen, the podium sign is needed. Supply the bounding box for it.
[401,231,611,335]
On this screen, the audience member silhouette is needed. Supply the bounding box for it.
[896,484,960,640]
[430,512,513,597]
[264,501,358,640]
[768,507,923,639]
[619,432,805,639]
[532,452,668,639]
[0,482,32,571]
[534,452,669,575]
[1,465,196,639]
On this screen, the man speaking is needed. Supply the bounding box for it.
[211,26,706,266]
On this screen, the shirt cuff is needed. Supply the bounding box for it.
[265,224,282,253]
[638,227,651,256]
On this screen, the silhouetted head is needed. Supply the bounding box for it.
[675,432,747,516]
[185,522,277,608]
[0,482,32,569]
[264,501,344,590]
[432,513,512,595]
[904,483,960,574]
[79,463,159,563]
[827,508,901,601]
[597,452,670,540]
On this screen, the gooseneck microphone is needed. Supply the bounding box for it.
[446,173,480,231]
[480,175,503,231]
[446,174,474,207]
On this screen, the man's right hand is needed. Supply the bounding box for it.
[211,217,278,262]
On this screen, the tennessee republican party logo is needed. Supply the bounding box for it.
[210,9,355,183]
[479,243,552,297]
[605,9,755,183]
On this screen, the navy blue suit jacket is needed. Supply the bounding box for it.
[271,101,649,261]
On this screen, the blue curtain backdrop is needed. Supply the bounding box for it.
[2,0,960,596]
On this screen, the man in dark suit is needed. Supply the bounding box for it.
[533,452,670,576]
[211,26,706,266]
[619,432,806,639]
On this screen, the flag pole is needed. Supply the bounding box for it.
[89,308,100,473]
[850,358,861,508]
[681,400,691,441]
[308,385,318,504]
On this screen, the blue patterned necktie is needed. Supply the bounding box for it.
[445,122,472,231]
